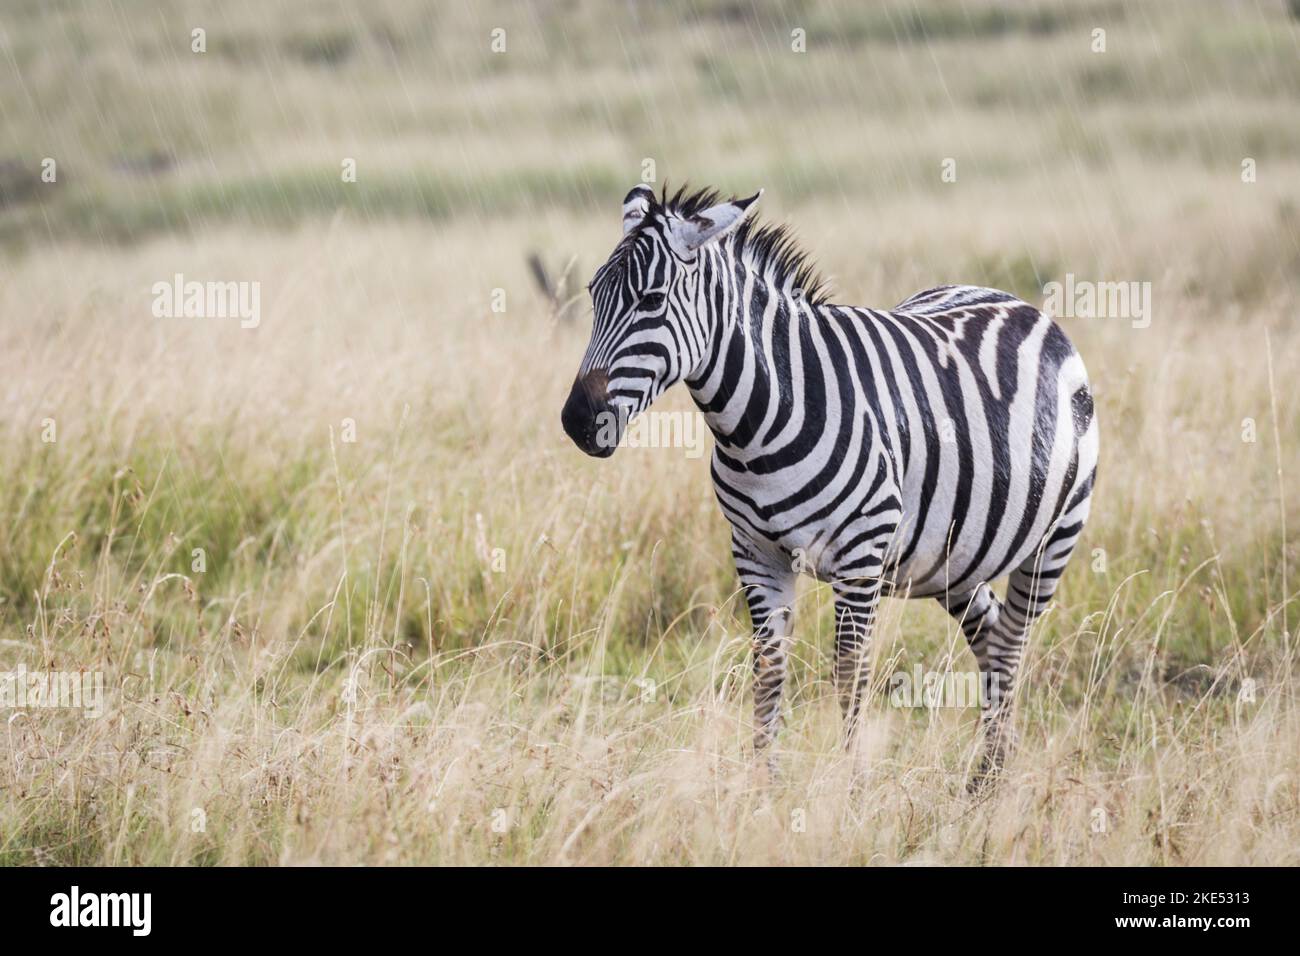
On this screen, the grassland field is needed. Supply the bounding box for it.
[0,0,1297,864]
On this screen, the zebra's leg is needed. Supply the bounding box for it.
[969,501,1092,793]
[831,574,885,744]
[732,536,798,758]
[829,512,897,748]
[938,583,1002,661]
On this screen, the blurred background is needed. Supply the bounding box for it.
[2,0,1297,303]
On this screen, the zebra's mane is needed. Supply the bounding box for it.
[650,185,833,307]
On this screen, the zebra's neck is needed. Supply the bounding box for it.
[683,244,831,459]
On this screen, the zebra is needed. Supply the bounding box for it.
[561,185,1099,790]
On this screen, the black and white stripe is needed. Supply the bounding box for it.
[562,185,1099,789]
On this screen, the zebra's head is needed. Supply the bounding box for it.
[561,184,761,457]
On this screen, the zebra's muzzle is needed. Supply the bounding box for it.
[561,370,617,458]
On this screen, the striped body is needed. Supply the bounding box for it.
[697,283,1097,600]
[563,186,1098,788]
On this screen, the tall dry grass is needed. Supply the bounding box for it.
[0,214,1295,864]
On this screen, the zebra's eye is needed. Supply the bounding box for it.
[639,292,666,312]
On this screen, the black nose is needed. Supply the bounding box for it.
[562,372,616,458]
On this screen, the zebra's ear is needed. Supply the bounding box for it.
[668,190,762,256]
[622,184,653,235]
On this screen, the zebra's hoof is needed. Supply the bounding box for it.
[966,757,1004,797]
[751,751,782,786]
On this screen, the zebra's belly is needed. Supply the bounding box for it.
[712,415,1086,596]
[715,362,1094,600]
